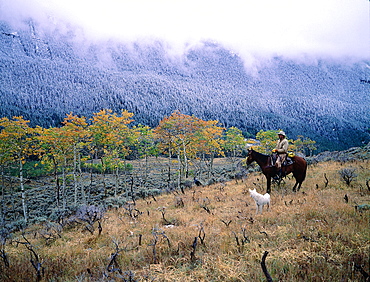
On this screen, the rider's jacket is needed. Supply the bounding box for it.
[274,138,288,154]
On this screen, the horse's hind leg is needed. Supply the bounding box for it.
[296,182,302,192]
[292,182,302,192]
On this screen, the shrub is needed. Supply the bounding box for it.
[338,167,358,186]
[83,162,133,174]
[75,205,105,225]
[7,160,51,178]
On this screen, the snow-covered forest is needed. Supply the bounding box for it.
[0,20,369,152]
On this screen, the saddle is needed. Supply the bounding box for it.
[284,156,294,166]
[285,152,295,166]
[271,153,294,167]
[271,154,294,180]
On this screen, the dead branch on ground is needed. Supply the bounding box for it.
[198,224,206,245]
[221,219,232,227]
[261,251,273,282]
[15,234,44,281]
[354,263,369,281]
[324,173,329,187]
[190,237,198,263]
[150,228,171,264]
[107,240,123,274]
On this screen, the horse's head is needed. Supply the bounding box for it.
[246,149,255,165]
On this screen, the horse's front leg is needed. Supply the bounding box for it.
[266,176,271,194]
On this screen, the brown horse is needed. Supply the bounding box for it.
[246,149,307,193]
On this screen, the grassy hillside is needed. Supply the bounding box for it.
[1,159,369,281]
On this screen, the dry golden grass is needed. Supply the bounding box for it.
[2,160,369,281]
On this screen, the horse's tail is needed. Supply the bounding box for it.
[293,156,308,182]
[301,158,308,181]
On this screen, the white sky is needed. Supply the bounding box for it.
[0,0,369,60]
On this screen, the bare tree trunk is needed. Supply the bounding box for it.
[177,154,181,189]
[123,160,129,195]
[182,139,189,178]
[88,162,93,204]
[101,158,106,196]
[19,159,27,223]
[0,165,5,225]
[62,156,67,210]
[144,155,149,183]
[10,180,15,221]
[78,153,86,205]
[52,157,60,208]
[114,165,119,198]
[167,149,172,186]
[201,154,206,177]
[73,145,78,205]
[207,153,214,180]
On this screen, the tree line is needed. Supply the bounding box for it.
[2,22,368,153]
[0,109,316,224]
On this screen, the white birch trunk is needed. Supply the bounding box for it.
[62,155,67,210]
[19,159,27,223]
[73,145,78,205]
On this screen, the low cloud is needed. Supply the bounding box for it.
[1,0,369,63]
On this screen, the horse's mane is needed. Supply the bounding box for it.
[251,149,270,162]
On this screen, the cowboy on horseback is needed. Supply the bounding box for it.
[272,130,289,179]
[246,135,307,193]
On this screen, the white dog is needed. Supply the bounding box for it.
[249,188,270,214]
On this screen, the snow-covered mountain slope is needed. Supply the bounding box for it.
[1,21,369,152]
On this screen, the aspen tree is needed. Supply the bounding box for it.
[223,126,247,168]
[154,111,224,184]
[0,130,13,224]
[89,109,134,197]
[35,125,74,209]
[132,124,158,184]
[0,116,35,223]
[61,113,89,205]
[192,119,224,178]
